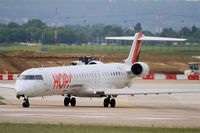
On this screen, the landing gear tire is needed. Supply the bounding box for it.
[64,97,70,106]
[22,97,30,108]
[22,101,29,108]
[103,98,110,107]
[70,97,76,106]
[103,96,116,108]
[64,95,76,107]
[110,99,116,108]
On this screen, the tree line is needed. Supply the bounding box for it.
[0,19,199,45]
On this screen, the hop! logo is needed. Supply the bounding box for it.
[52,73,72,89]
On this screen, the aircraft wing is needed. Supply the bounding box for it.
[0,83,15,89]
[105,87,200,96]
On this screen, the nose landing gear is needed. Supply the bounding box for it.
[22,97,30,108]
[17,94,30,108]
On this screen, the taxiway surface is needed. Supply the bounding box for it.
[0,80,200,127]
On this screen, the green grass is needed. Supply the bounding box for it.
[0,96,5,105]
[0,96,4,100]
[0,45,41,55]
[0,44,199,55]
[0,123,199,133]
[44,45,200,55]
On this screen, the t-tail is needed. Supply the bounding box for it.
[106,33,186,65]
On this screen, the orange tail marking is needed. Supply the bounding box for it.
[132,33,143,64]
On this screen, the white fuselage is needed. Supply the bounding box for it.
[15,63,132,98]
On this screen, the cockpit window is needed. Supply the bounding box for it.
[36,75,43,80]
[26,75,35,80]
[19,75,43,80]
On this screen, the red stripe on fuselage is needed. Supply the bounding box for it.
[132,33,143,64]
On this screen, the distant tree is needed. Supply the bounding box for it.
[22,19,47,43]
[180,27,191,37]
[76,32,89,44]
[103,25,123,36]
[43,29,54,44]
[188,25,200,43]
[160,28,177,37]
[7,22,19,28]
[192,25,198,33]
[0,19,200,44]
[58,28,77,44]
[24,19,47,29]
[134,23,142,32]
[123,28,135,36]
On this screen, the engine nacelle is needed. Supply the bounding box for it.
[131,62,149,77]
[88,61,104,65]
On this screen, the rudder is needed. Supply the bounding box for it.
[124,33,143,65]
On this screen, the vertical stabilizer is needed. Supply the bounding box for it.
[124,33,143,65]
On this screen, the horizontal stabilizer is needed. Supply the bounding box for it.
[139,36,186,41]
[106,35,186,42]
[105,36,135,41]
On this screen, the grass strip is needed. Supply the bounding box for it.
[0,96,5,105]
[0,45,199,55]
[0,123,199,133]
[0,96,5,100]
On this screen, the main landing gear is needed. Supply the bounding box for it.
[64,94,76,107]
[104,96,116,108]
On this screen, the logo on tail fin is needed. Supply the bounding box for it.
[131,33,143,64]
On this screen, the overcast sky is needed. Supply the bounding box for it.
[0,0,200,31]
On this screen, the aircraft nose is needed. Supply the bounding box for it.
[15,80,24,96]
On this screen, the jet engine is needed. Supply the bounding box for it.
[88,61,104,65]
[131,62,149,77]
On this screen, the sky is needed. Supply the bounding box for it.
[0,0,200,32]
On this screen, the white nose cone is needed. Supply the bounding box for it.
[15,80,24,95]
